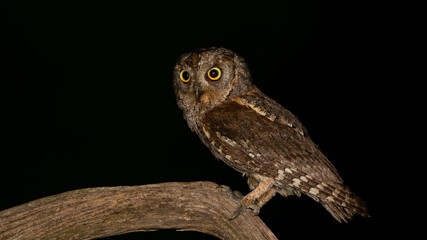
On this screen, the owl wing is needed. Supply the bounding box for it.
[201,92,370,221]
[201,89,343,184]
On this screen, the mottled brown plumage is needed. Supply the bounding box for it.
[173,47,368,222]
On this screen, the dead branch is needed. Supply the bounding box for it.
[0,181,277,240]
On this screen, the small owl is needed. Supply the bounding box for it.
[173,47,368,222]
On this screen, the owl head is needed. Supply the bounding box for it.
[173,47,254,118]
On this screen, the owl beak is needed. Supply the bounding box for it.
[194,86,204,102]
[194,82,210,102]
[195,87,200,100]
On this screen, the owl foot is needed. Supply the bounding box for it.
[219,185,244,202]
[231,203,260,219]
[230,180,277,219]
[218,185,255,220]
[231,195,261,219]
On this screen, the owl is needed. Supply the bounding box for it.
[173,47,368,223]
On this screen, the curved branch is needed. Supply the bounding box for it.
[0,181,277,240]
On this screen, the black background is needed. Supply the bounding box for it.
[2,1,419,239]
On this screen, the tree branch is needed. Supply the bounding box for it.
[0,181,277,240]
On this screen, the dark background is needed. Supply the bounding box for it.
[2,1,419,239]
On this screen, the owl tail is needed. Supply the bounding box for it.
[316,184,369,223]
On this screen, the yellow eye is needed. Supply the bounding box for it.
[207,67,222,81]
[180,70,190,83]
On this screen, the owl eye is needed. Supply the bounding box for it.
[207,67,222,81]
[180,70,190,83]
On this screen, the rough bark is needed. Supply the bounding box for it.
[0,181,277,240]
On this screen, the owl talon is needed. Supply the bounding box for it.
[232,190,244,199]
[219,185,243,202]
[248,204,260,215]
[230,203,260,220]
[230,204,245,220]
